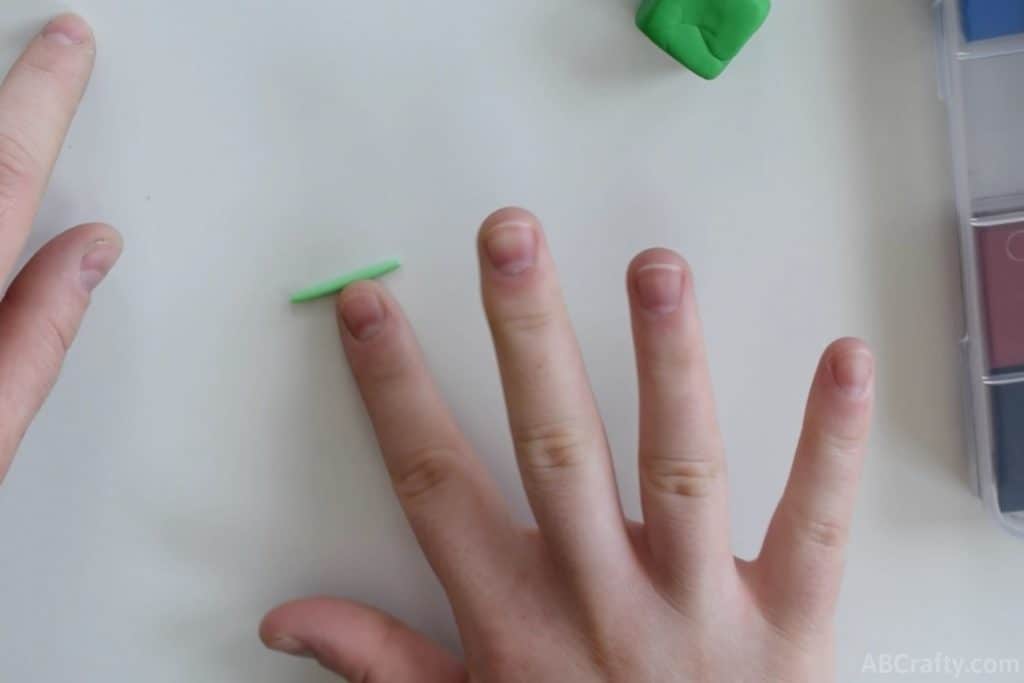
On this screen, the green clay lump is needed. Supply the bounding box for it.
[636,0,770,79]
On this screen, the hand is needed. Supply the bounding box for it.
[0,14,121,483]
[261,208,874,682]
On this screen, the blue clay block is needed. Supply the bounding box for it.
[962,0,1024,42]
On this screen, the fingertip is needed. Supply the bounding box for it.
[259,597,330,642]
[89,222,121,242]
[47,225,120,293]
[823,336,872,358]
[627,248,692,317]
[803,338,874,449]
[479,206,540,238]
[259,601,293,642]
[823,338,874,401]
[70,222,122,248]
[336,280,388,342]
[41,13,95,48]
[628,247,690,278]
[478,208,542,279]
[4,224,123,298]
[336,278,384,311]
[259,600,316,658]
[259,598,463,681]
[258,608,285,649]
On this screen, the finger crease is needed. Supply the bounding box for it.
[0,132,37,220]
[784,503,848,551]
[391,446,462,504]
[641,450,722,499]
[493,307,556,336]
[513,419,592,474]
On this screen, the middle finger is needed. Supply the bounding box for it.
[477,208,632,581]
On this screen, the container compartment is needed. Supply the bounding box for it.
[990,382,1024,512]
[961,52,1024,210]
[976,219,1024,373]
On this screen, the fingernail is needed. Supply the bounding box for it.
[339,291,385,341]
[267,637,313,658]
[830,350,874,399]
[42,15,91,46]
[484,222,537,275]
[635,263,685,314]
[80,239,121,292]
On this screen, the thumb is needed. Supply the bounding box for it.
[260,597,466,682]
[0,223,122,483]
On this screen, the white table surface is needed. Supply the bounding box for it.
[1,1,1021,681]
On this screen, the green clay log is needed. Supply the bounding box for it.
[291,259,401,303]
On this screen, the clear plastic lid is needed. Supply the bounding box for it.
[935,0,1024,535]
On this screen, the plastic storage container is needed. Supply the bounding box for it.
[934,0,1024,536]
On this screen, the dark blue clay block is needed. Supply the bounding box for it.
[990,383,1024,512]
[962,0,1024,42]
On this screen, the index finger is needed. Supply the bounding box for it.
[335,281,518,606]
[0,14,96,282]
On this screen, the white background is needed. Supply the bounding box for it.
[1,1,1021,681]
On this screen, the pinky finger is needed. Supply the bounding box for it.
[756,338,874,633]
[260,597,466,682]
